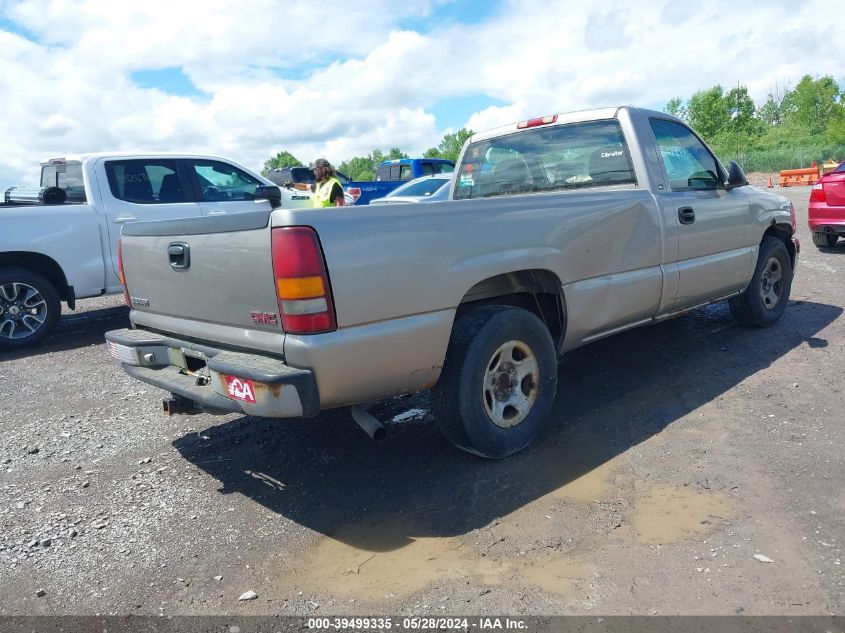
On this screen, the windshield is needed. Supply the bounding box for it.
[455,120,635,200]
[40,163,87,203]
[389,177,450,197]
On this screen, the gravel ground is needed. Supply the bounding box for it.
[0,185,843,616]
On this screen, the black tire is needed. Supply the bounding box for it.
[812,231,838,248]
[728,237,793,327]
[432,305,557,459]
[0,268,61,351]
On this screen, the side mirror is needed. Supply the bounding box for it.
[254,184,282,209]
[725,161,748,190]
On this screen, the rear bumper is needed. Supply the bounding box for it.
[808,202,845,233]
[105,328,319,418]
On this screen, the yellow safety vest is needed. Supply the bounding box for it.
[313,177,343,208]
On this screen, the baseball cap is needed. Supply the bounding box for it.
[309,158,332,170]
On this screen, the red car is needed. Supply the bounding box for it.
[809,161,845,248]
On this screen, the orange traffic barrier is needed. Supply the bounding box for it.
[767,176,773,188]
[821,159,840,176]
[778,167,819,187]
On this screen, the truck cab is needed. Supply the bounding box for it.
[1,152,284,350]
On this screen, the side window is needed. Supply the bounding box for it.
[650,119,721,191]
[189,160,261,202]
[421,162,434,176]
[105,159,185,204]
[399,164,413,180]
[454,120,636,200]
[389,165,402,180]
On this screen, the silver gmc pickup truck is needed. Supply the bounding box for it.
[106,106,799,458]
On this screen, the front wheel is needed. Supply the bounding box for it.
[432,305,557,459]
[0,268,61,351]
[728,237,793,327]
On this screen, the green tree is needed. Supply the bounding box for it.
[781,75,843,136]
[664,97,686,120]
[757,81,789,127]
[386,147,408,160]
[261,150,302,175]
[338,147,409,181]
[826,109,845,146]
[686,86,731,140]
[424,128,474,162]
[338,155,376,181]
[724,86,757,133]
[684,84,760,151]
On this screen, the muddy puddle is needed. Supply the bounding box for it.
[283,454,735,601]
[292,515,589,601]
[625,484,735,544]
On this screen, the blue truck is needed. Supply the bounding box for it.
[346,158,454,205]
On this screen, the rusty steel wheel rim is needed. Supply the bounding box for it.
[482,339,539,428]
[759,256,783,310]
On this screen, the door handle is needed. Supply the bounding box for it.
[114,215,137,224]
[678,206,695,225]
[167,242,190,270]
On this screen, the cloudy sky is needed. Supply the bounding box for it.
[1,0,843,186]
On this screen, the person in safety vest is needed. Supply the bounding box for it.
[309,158,345,207]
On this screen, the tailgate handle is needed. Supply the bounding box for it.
[167,242,190,270]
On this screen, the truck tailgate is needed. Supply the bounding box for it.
[120,211,285,354]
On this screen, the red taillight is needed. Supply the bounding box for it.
[517,115,558,129]
[810,183,826,203]
[271,227,337,334]
[117,239,130,307]
[347,187,361,203]
[789,201,797,232]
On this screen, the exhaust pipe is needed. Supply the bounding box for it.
[351,405,386,442]
[162,395,201,416]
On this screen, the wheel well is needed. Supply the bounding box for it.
[0,252,73,306]
[763,224,796,268]
[456,270,566,352]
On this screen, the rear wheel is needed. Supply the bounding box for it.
[432,305,557,459]
[0,268,61,351]
[811,231,838,248]
[728,237,793,327]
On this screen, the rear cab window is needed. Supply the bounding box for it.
[40,162,87,203]
[289,167,316,184]
[375,164,392,181]
[454,120,636,200]
[104,159,185,204]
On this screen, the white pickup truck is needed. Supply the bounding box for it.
[107,107,800,458]
[0,153,294,350]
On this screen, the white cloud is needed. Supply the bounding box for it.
[0,0,844,187]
